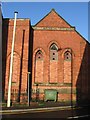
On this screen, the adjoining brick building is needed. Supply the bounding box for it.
[2,9,90,105]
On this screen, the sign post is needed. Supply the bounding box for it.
[28,72,31,106]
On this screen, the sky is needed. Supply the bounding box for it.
[1,2,89,42]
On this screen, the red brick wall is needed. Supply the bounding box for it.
[3,19,30,102]
[36,10,71,28]
[64,61,71,83]
[35,60,44,83]
[32,28,90,103]
[50,61,58,83]
[3,10,90,105]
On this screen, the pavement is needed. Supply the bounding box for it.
[1,102,90,120]
[0,101,75,113]
[0,101,89,115]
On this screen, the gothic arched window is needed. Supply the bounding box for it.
[64,51,72,83]
[50,44,58,61]
[49,43,58,83]
[36,50,43,61]
[35,50,43,83]
[64,51,71,61]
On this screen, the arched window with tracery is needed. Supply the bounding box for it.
[35,50,44,83]
[50,43,58,83]
[64,51,72,83]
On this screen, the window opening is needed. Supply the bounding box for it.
[64,51,71,61]
[36,50,43,61]
[50,44,58,61]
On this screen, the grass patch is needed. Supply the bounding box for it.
[2,103,7,107]
[38,101,45,107]
[12,102,28,107]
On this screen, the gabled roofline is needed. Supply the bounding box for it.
[75,29,90,45]
[34,9,72,27]
[33,9,90,45]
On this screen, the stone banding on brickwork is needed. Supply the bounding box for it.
[32,26,75,31]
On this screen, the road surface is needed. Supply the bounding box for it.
[1,106,90,119]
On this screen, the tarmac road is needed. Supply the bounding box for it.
[1,105,90,119]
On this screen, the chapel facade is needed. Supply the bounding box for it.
[2,9,90,105]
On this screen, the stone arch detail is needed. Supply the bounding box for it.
[48,40,60,50]
[33,47,46,59]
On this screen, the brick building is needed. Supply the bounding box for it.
[2,9,90,105]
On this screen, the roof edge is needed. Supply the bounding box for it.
[34,9,72,27]
[75,29,90,45]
